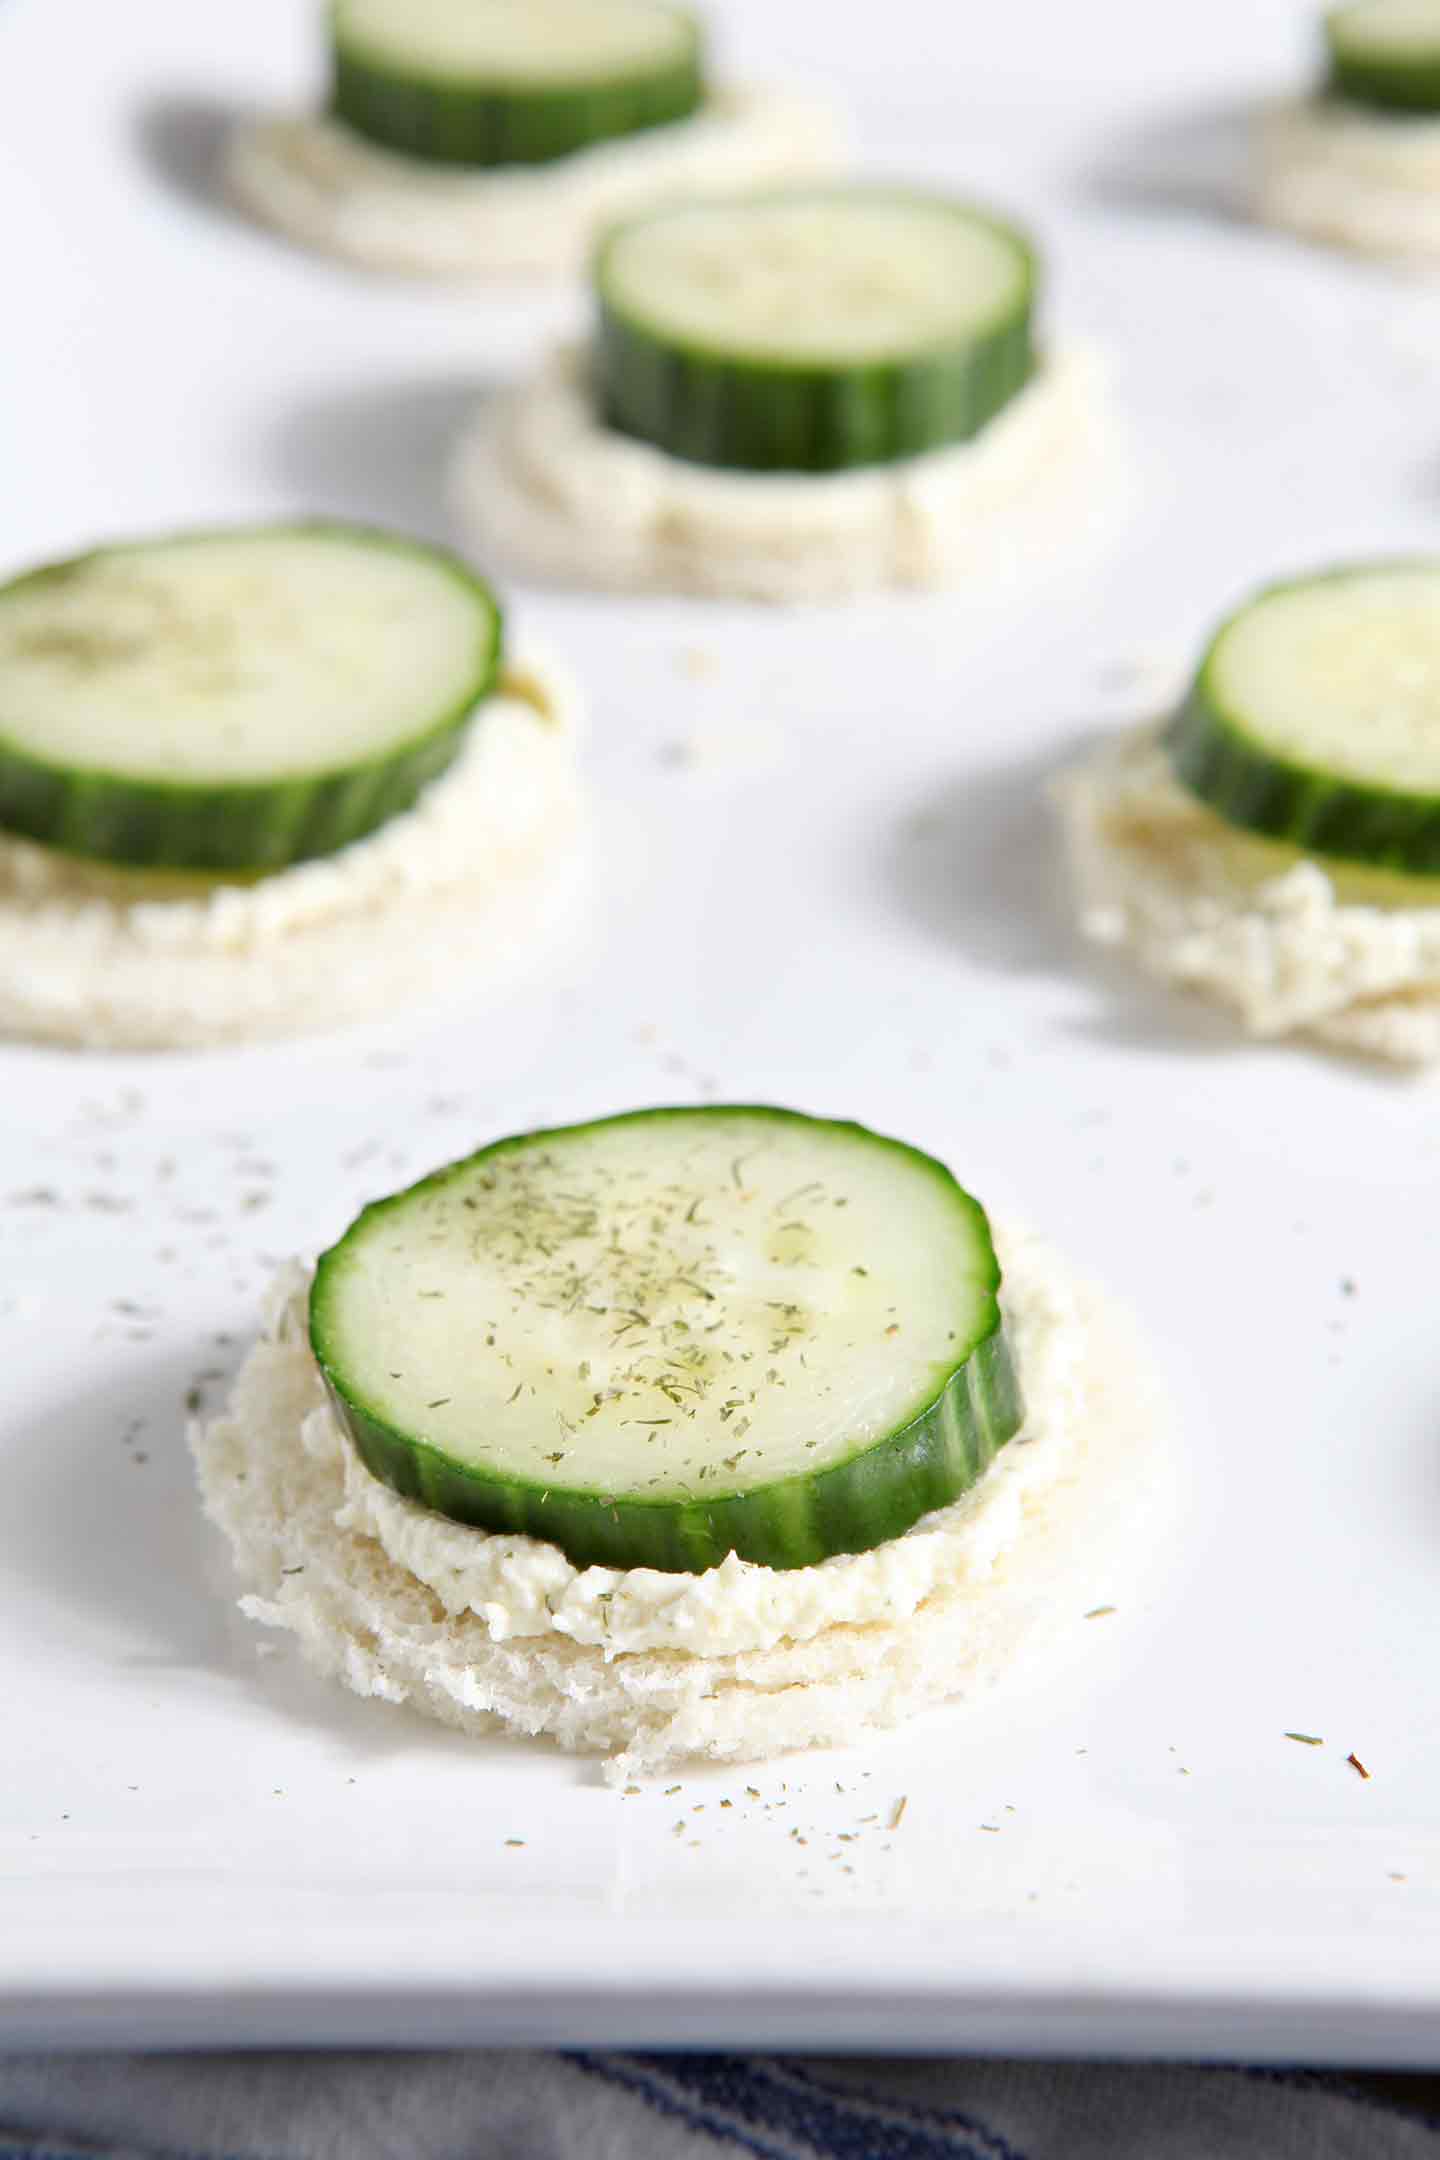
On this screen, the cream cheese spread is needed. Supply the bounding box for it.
[0,650,584,1050]
[1256,95,1440,260]
[1055,723,1440,1063]
[453,342,1112,603]
[226,88,844,277]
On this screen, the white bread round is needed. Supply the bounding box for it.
[226,88,844,278]
[1054,722,1440,1064]
[451,342,1114,604]
[0,648,584,1050]
[190,1226,1172,1784]
[1256,95,1440,261]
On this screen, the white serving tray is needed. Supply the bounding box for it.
[2,0,1439,2062]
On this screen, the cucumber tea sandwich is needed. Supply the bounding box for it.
[227,0,843,277]
[1056,561,1440,1061]
[192,1106,1169,1781]
[456,185,1112,601]
[1257,1,1440,260]
[0,522,583,1047]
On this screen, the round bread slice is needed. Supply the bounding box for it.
[0,648,584,1049]
[190,1225,1174,1782]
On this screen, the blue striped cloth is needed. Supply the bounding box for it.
[2,2052,1439,2158]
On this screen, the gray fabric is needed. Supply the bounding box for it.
[0,2050,1438,2160]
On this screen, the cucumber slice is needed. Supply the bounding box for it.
[1326,0,1440,113]
[310,1106,1022,1575]
[1168,563,1440,876]
[331,0,704,168]
[0,523,502,873]
[594,189,1037,473]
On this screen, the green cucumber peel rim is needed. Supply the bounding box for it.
[1167,560,1440,878]
[330,0,705,168]
[0,521,503,875]
[1325,0,1440,114]
[309,1104,1024,1575]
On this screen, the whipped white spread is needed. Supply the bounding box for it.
[226,88,844,278]
[1256,95,1440,260]
[191,1226,1173,1778]
[453,342,1114,603]
[335,1227,1084,1658]
[0,650,584,1050]
[1055,723,1440,1063]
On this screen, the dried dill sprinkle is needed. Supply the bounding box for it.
[889,1796,908,1830]
[311,1107,1010,1590]
[1284,1732,1324,1747]
[1084,1605,1117,1620]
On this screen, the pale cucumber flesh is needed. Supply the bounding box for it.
[331,0,703,167]
[593,190,1036,472]
[310,1107,1022,1573]
[1327,0,1440,110]
[1169,563,1440,874]
[0,523,502,872]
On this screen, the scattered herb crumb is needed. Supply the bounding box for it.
[1084,1605,1117,1620]
[889,1797,908,1830]
[504,1838,526,1848]
[1347,1752,1372,1781]
[1285,1732,1324,1747]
